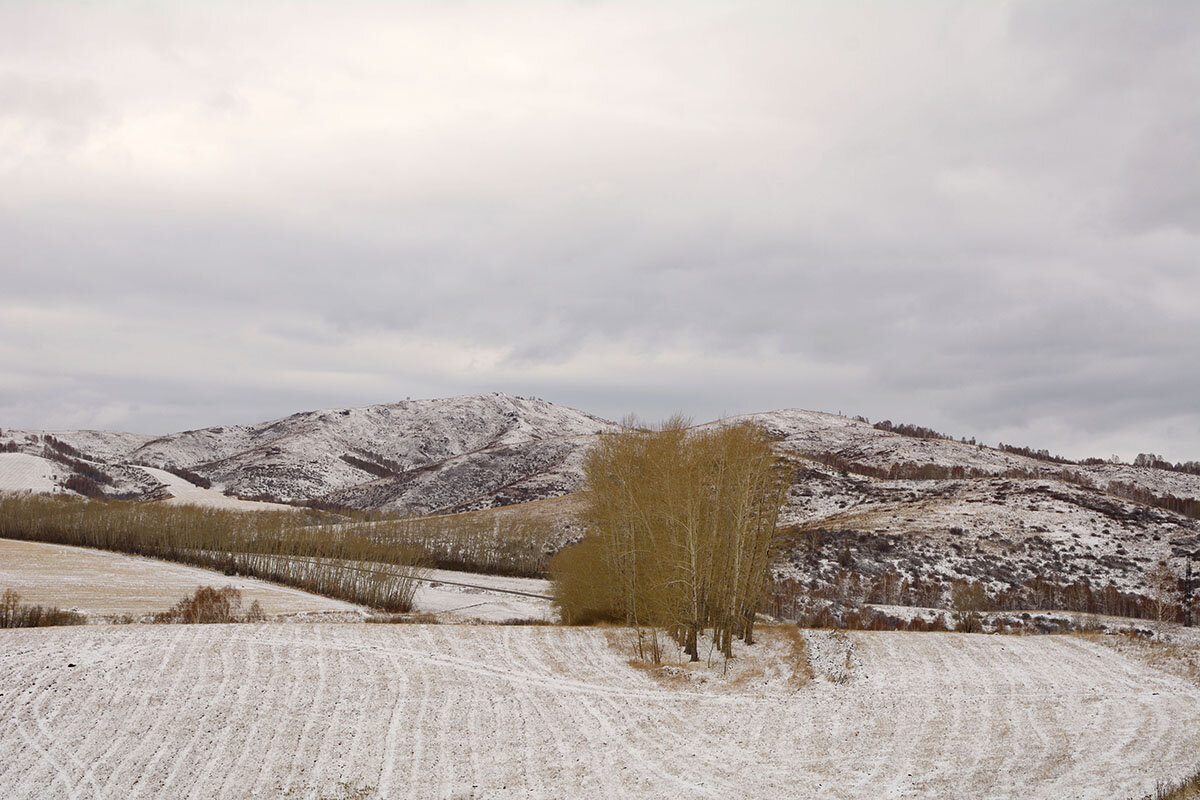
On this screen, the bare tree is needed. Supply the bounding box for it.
[1147,560,1181,639]
[950,580,987,633]
[553,418,784,663]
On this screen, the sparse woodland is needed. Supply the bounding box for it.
[552,419,785,662]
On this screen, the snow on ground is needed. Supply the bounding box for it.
[0,538,363,619]
[0,537,551,624]
[0,625,1197,799]
[412,568,554,622]
[0,454,72,494]
[136,466,296,512]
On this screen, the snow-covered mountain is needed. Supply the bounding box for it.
[3,393,615,513]
[4,396,1198,598]
[712,409,1200,594]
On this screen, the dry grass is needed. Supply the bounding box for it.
[0,588,87,628]
[767,622,815,688]
[607,623,814,690]
[1079,629,1200,687]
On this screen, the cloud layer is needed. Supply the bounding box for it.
[2,1,1198,460]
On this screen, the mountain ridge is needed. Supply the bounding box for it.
[4,393,1198,603]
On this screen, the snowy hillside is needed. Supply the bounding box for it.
[0,453,74,494]
[726,407,1200,500]
[717,408,1200,597]
[3,394,615,512]
[5,397,1197,600]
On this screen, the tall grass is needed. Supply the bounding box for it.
[0,494,425,612]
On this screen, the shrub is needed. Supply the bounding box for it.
[152,586,269,624]
[0,588,88,628]
[951,580,987,633]
[153,585,244,624]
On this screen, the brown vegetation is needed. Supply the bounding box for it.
[1135,765,1200,800]
[768,567,1191,631]
[373,511,555,577]
[152,585,265,624]
[0,494,424,611]
[553,419,784,662]
[1,588,87,628]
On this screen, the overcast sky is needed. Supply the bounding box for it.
[2,1,1198,461]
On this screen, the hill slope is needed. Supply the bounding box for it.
[4,393,615,513]
[5,398,1198,602]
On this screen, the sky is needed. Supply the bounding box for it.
[2,1,1198,462]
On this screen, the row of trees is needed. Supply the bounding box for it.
[0,493,426,611]
[552,419,784,662]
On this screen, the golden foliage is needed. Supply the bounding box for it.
[554,418,785,661]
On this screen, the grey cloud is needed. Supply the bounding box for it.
[0,1,1197,461]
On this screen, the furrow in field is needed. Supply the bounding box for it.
[248,626,310,797]
[218,625,285,797]
[103,628,209,798]
[2,625,1199,799]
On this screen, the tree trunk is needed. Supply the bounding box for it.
[684,625,699,662]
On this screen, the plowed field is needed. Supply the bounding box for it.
[2,625,1198,799]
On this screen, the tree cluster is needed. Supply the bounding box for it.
[42,435,85,459]
[1134,453,1200,477]
[872,419,954,441]
[552,419,785,662]
[161,464,213,489]
[340,453,398,479]
[41,445,114,487]
[996,442,1074,464]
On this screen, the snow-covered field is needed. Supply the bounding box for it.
[413,567,554,623]
[135,466,296,512]
[0,538,553,624]
[0,454,72,494]
[1,624,1197,800]
[0,539,362,619]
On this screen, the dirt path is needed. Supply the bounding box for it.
[0,626,1197,799]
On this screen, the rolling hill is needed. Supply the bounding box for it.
[4,394,1198,604]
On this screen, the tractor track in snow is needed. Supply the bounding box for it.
[1,625,1199,799]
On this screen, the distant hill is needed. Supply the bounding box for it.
[3,393,614,514]
[4,394,1198,601]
